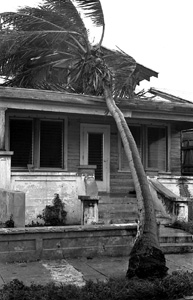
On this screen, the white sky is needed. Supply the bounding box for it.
[1,0,193,99]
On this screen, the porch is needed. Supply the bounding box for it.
[1,87,193,226]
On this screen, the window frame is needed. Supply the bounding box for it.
[118,124,142,172]
[145,124,169,172]
[6,112,68,171]
[181,129,193,175]
[118,123,170,173]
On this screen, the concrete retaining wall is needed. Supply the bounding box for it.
[11,172,83,225]
[0,224,137,262]
[0,189,25,227]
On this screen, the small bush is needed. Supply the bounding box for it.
[171,220,193,234]
[25,220,44,227]
[5,214,14,228]
[37,193,67,226]
[1,272,193,300]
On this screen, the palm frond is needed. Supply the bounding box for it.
[1,0,88,36]
[0,0,91,88]
[0,0,137,97]
[74,0,105,46]
[74,0,104,27]
[102,46,136,98]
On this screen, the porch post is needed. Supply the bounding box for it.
[0,109,6,150]
[0,109,13,189]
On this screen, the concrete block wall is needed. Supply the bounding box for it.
[0,224,137,262]
[0,189,25,227]
[11,172,82,225]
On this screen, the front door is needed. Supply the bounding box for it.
[80,124,110,192]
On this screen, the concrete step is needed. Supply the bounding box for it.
[110,186,135,193]
[160,234,193,244]
[99,197,137,204]
[99,211,137,219]
[99,212,138,225]
[110,173,132,179]
[110,180,134,187]
[99,191,137,224]
[160,243,193,254]
[98,192,138,224]
[99,206,137,217]
[159,225,193,253]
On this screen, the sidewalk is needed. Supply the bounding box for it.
[0,253,193,287]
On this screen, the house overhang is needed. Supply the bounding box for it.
[1,87,193,122]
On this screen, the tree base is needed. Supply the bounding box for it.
[127,238,168,279]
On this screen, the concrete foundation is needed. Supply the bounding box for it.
[0,189,25,227]
[0,224,137,262]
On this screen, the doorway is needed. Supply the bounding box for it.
[80,124,110,192]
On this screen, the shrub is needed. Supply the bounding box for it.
[25,220,44,227]
[5,214,14,228]
[162,271,193,299]
[2,272,193,300]
[171,220,193,234]
[37,193,67,226]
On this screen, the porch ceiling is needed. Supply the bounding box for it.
[1,86,193,121]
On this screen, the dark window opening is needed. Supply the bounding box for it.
[147,126,167,171]
[88,133,103,181]
[40,120,63,168]
[10,119,33,168]
[10,118,64,169]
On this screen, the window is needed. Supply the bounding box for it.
[10,119,33,168]
[119,125,141,171]
[119,124,168,172]
[181,129,193,175]
[88,133,103,180]
[9,117,66,169]
[40,120,63,168]
[147,126,167,171]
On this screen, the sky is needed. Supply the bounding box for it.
[0,0,193,99]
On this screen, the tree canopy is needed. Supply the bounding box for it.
[0,0,137,98]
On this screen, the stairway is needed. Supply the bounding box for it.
[159,225,193,254]
[98,192,138,224]
[97,172,138,224]
[110,172,135,194]
[98,172,193,253]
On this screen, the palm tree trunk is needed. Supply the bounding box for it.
[104,87,168,279]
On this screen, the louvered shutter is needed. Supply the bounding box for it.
[10,119,33,168]
[88,133,103,181]
[40,120,63,168]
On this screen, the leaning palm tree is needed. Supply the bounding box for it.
[0,0,167,278]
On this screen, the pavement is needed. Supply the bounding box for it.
[0,253,193,287]
[0,225,193,288]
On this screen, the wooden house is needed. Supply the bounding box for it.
[1,70,193,225]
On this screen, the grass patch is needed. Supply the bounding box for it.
[1,272,193,300]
